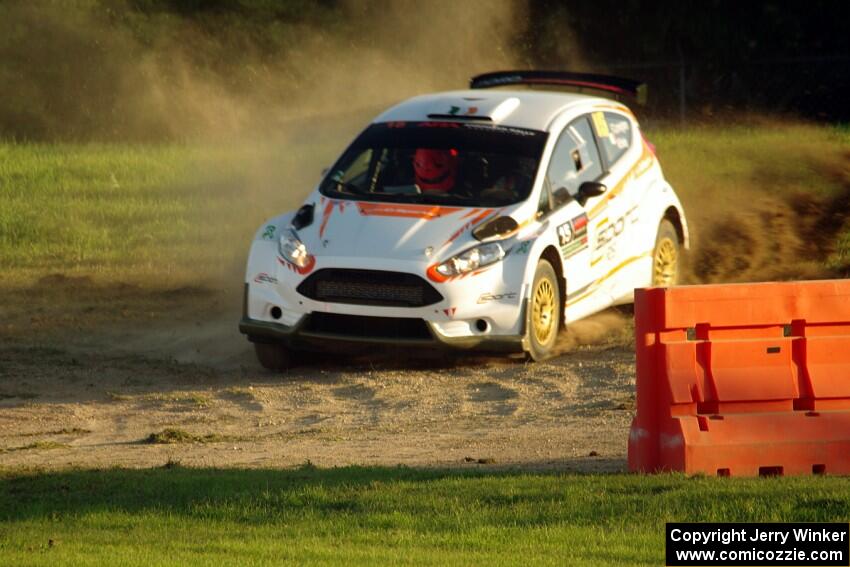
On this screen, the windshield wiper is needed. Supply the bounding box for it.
[415,192,476,205]
[412,194,454,205]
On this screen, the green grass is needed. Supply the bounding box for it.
[0,136,337,286]
[137,393,211,408]
[650,121,848,199]
[832,123,850,146]
[0,466,848,566]
[144,428,228,444]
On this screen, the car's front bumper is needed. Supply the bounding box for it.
[240,233,535,353]
[239,285,528,354]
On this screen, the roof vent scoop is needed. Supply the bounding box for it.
[426,96,520,123]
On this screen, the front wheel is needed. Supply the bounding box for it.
[525,259,561,361]
[253,342,292,371]
[651,220,680,287]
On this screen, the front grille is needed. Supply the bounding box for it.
[301,312,433,340]
[297,269,442,307]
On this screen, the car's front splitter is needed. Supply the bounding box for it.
[239,290,528,355]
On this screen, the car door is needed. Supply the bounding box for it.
[541,115,610,322]
[587,110,644,303]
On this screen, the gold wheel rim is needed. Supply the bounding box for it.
[532,278,556,344]
[653,238,678,286]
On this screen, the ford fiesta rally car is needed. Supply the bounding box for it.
[240,70,689,369]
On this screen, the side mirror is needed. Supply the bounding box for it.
[291,203,315,230]
[552,186,572,208]
[577,181,607,206]
[472,215,519,241]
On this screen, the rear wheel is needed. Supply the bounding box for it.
[652,220,680,287]
[253,342,292,371]
[525,259,561,361]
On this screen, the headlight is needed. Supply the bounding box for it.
[278,229,310,268]
[435,242,505,277]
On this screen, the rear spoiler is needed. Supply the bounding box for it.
[470,70,647,105]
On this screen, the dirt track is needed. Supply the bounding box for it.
[0,280,635,472]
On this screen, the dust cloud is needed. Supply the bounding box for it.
[554,309,633,355]
[682,148,850,285]
[0,0,532,142]
[0,0,537,226]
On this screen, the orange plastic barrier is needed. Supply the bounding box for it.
[628,279,850,476]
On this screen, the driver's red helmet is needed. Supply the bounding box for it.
[413,148,457,192]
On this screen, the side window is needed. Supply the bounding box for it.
[546,116,604,200]
[341,148,372,183]
[328,148,375,192]
[536,180,552,218]
[592,111,632,165]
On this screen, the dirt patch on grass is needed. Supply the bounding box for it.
[37,274,95,288]
[145,429,229,445]
[2,441,68,454]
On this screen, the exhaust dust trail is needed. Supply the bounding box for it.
[0,0,533,142]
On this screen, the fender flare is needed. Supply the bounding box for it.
[642,179,689,250]
[516,223,567,322]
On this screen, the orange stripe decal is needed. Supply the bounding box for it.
[357,202,463,219]
[438,209,500,252]
[319,200,335,238]
[277,254,316,276]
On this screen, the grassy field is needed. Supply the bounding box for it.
[1,121,848,288]
[0,143,303,286]
[1,465,850,566]
[0,125,353,286]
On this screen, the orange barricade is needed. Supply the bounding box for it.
[628,279,850,476]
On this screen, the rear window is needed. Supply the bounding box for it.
[319,122,548,207]
[591,111,633,165]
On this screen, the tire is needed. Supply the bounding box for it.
[651,219,680,287]
[253,342,292,371]
[525,259,561,361]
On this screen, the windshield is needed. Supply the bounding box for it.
[319,121,547,207]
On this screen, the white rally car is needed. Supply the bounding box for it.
[240,71,688,368]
